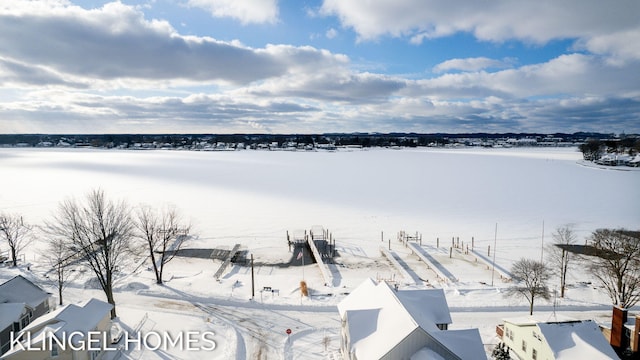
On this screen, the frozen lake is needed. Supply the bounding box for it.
[1,146,638,266]
[2,146,638,359]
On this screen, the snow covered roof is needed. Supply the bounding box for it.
[429,328,486,360]
[537,320,619,360]
[340,279,421,359]
[338,278,483,359]
[0,275,50,309]
[0,302,27,330]
[503,313,576,326]
[395,287,452,329]
[4,298,113,357]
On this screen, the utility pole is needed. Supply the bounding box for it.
[491,223,497,287]
[251,254,255,300]
[540,220,545,263]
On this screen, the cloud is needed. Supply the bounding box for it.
[433,57,512,73]
[0,0,638,134]
[320,0,640,62]
[0,57,87,88]
[187,0,278,25]
[574,28,640,65]
[411,54,640,100]
[326,28,338,39]
[0,1,349,86]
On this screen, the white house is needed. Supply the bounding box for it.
[500,315,619,360]
[0,276,52,355]
[338,278,486,360]
[1,298,114,360]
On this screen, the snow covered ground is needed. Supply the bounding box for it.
[0,147,638,359]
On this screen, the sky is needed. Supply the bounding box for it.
[0,0,639,134]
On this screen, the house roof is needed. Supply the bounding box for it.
[339,278,484,359]
[503,314,576,326]
[429,328,487,360]
[0,303,27,330]
[395,287,451,329]
[341,280,421,359]
[537,320,620,360]
[2,298,113,358]
[0,275,50,309]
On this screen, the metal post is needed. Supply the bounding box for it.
[540,220,545,263]
[491,223,497,286]
[251,254,255,300]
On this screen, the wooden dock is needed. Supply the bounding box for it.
[408,242,458,283]
[213,244,241,280]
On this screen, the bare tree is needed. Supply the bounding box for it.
[40,235,75,306]
[45,189,134,319]
[507,258,552,315]
[0,213,32,267]
[547,225,577,298]
[134,205,190,284]
[587,229,640,309]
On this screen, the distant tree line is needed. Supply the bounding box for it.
[0,132,631,149]
[578,136,640,160]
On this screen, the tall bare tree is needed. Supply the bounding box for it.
[45,189,133,319]
[507,258,552,315]
[0,213,31,267]
[587,229,640,309]
[134,205,190,284]
[40,234,75,306]
[547,225,577,298]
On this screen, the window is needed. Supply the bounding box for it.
[532,348,538,360]
[522,340,527,353]
[90,350,100,360]
[506,328,513,341]
[51,342,59,357]
[506,328,514,341]
[20,315,29,329]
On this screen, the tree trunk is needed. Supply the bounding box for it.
[58,281,63,305]
[158,254,165,285]
[149,249,161,284]
[106,286,117,319]
[529,295,534,315]
[57,264,64,305]
[11,247,17,267]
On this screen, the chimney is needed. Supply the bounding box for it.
[611,306,628,349]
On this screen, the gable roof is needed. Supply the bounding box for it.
[2,298,113,358]
[537,320,620,360]
[0,276,50,309]
[339,279,485,360]
[395,287,451,329]
[341,280,421,359]
[0,303,27,330]
[428,328,487,360]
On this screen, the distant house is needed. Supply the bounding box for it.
[338,278,486,360]
[1,298,113,360]
[499,315,619,360]
[0,276,52,355]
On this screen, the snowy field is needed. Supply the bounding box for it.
[0,147,639,359]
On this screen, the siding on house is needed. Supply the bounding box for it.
[0,276,52,356]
